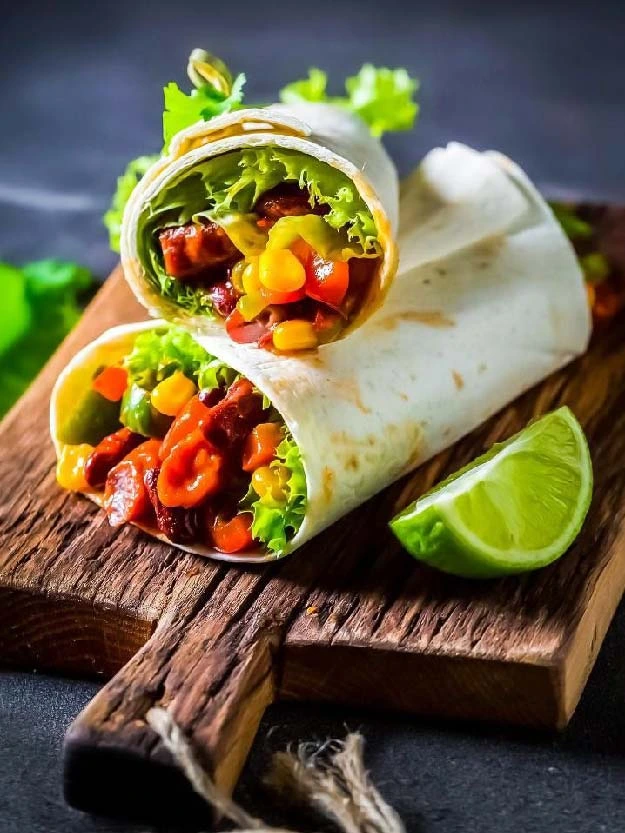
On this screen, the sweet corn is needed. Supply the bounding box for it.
[242,258,262,294]
[272,320,318,352]
[251,465,289,503]
[259,249,306,292]
[230,259,247,294]
[237,292,267,322]
[151,371,197,416]
[56,444,94,491]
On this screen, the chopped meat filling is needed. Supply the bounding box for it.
[159,219,241,279]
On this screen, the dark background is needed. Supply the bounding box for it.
[2,1,625,831]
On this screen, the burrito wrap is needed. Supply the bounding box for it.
[121,103,399,335]
[54,143,590,562]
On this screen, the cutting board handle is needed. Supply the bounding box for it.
[63,610,277,821]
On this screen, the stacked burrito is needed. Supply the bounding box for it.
[51,79,590,562]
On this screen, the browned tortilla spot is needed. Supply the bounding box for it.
[377,310,455,330]
[345,454,359,471]
[399,392,409,401]
[341,380,372,414]
[322,467,335,502]
[452,370,464,390]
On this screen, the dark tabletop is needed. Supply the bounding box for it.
[2,1,625,831]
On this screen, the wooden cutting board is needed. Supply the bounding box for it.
[2,210,625,818]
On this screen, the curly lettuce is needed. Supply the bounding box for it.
[104,155,160,253]
[163,73,245,149]
[280,65,419,137]
[124,326,238,391]
[247,431,307,556]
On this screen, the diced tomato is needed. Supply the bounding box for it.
[256,217,274,230]
[104,460,151,527]
[305,254,349,309]
[92,366,128,402]
[225,308,270,344]
[125,439,162,472]
[290,238,313,266]
[211,513,254,553]
[157,430,223,508]
[242,422,283,472]
[160,396,212,460]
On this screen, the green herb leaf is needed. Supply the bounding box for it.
[280,64,419,137]
[550,203,593,240]
[250,430,307,556]
[0,260,93,418]
[162,74,246,149]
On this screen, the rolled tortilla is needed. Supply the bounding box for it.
[53,143,590,563]
[120,103,399,339]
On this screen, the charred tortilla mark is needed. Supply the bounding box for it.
[452,370,464,390]
[342,380,372,414]
[377,310,455,330]
[345,454,359,471]
[322,467,335,502]
[399,392,409,401]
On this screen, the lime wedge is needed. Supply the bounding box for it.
[390,407,593,578]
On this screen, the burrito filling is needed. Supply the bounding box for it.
[56,327,306,556]
[137,147,381,351]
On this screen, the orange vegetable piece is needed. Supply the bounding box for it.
[211,513,254,553]
[159,396,212,460]
[305,254,349,309]
[242,422,283,472]
[157,430,223,508]
[92,366,128,402]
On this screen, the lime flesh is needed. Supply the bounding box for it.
[390,407,593,578]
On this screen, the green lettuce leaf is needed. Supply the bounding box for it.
[124,326,237,391]
[0,263,31,355]
[137,146,379,313]
[162,74,246,149]
[104,155,159,253]
[0,260,93,418]
[249,431,307,556]
[280,65,419,137]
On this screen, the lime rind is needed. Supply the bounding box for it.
[390,407,593,579]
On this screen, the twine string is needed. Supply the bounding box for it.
[146,707,404,833]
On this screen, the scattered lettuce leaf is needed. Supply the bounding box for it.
[550,203,593,240]
[280,65,419,137]
[137,146,379,313]
[162,74,246,149]
[249,431,307,555]
[0,260,93,418]
[104,155,159,253]
[580,252,610,284]
[124,326,237,391]
[550,203,612,286]
[0,263,31,355]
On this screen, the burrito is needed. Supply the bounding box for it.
[119,54,405,353]
[53,144,590,563]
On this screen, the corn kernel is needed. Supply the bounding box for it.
[237,292,267,322]
[230,259,247,294]
[251,465,288,502]
[272,320,318,352]
[242,258,262,294]
[151,371,197,416]
[259,249,306,292]
[56,444,94,491]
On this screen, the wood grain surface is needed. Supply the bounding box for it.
[2,208,625,817]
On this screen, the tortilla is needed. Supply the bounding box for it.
[52,143,590,562]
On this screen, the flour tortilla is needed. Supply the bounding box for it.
[120,103,399,336]
[53,143,590,562]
